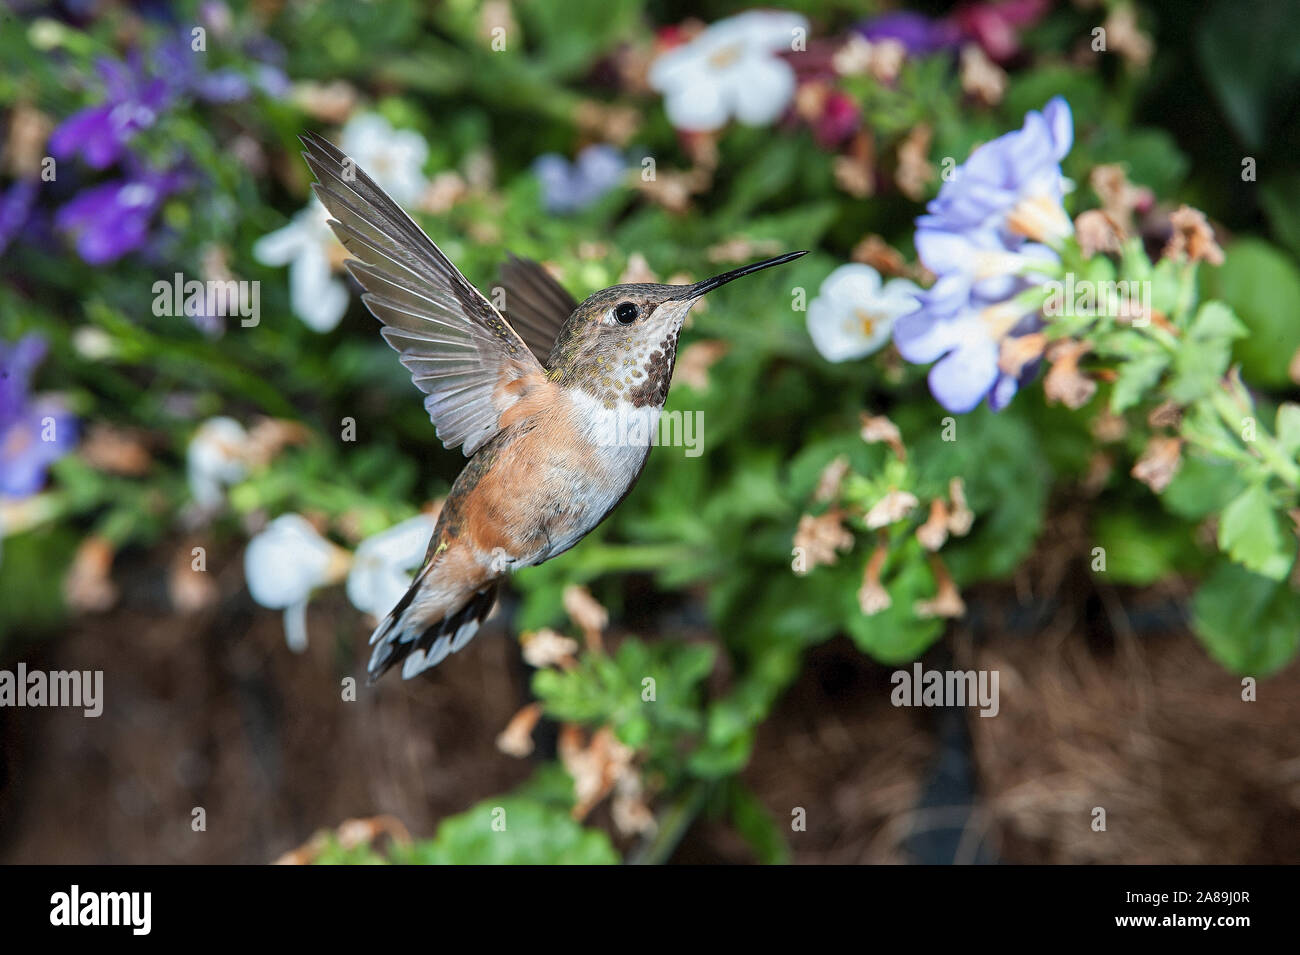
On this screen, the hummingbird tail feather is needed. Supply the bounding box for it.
[366,580,499,683]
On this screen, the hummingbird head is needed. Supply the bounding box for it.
[546,251,806,408]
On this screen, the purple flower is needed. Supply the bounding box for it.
[856,12,962,55]
[533,145,626,214]
[895,295,1041,413]
[894,98,1074,413]
[919,96,1073,240]
[1,335,77,499]
[54,168,183,264]
[48,54,172,170]
[0,179,39,256]
[153,38,254,103]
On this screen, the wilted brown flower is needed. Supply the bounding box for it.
[857,543,891,615]
[865,489,919,529]
[1043,339,1097,410]
[1162,205,1224,266]
[1090,411,1128,444]
[851,235,908,276]
[274,816,410,865]
[947,478,974,536]
[478,0,517,47]
[291,80,358,123]
[1090,164,1151,231]
[417,171,469,214]
[1103,3,1153,68]
[496,702,543,758]
[560,725,636,821]
[834,132,876,198]
[998,331,1047,378]
[869,38,907,84]
[916,499,951,552]
[1132,435,1183,492]
[813,454,851,504]
[3,104,52,177]
[959,44,1006,105]
[793,510,854,573]
[831,35,874,76]
[895,124,934,201]
[634,166,711,213]
[618,252,657,285]
[707,236,782,263]
[563,584,608,652]
[64,535,118,613]
[915,555,966,619]
[79,424,153,476]
[168,540,218,613]
[1147,400,1183,430]
[574,100,641,146]
[1074,209,1125,257]
[611,770,657,837]
[521,628,580,669]
[860,412,906,460]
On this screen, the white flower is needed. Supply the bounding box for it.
[339,112,429,206]
[253,113,430,332]
[807,264,921,362]
[648,11,808,132]
[187,416,250,510]
[252,199,350,332]
[345,513,437,620]
[244,514,350,652]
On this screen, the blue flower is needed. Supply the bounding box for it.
[532,145,626,214]
[855,12,962,55]
[54,168,184,265]
[48,54,172,171]
[1,335,77,499]
[895,97,1073,413]
[0,179,39,257]
[920,96,1073,242]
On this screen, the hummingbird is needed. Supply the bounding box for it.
[300,131,804,682]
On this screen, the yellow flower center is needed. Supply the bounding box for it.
[853,308,880,338]
[708,43,743,69]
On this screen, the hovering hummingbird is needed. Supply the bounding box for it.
[300,131,804,682]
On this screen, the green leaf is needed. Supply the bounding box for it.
[1195,0,1300,149]
[401,797,620,865]
[1217,483,1297,581]
[1192,561,1300,675]
[1275,403,1300,458]
[1201,239,1300,388]
[1110,353,1169,414]
[1161,455,1247,521]
[842,540,945,664]
[1093,506,1205,585]
[726,781,790,865]
[1168,302,1248,403]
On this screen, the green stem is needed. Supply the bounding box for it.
[628,780,713,865]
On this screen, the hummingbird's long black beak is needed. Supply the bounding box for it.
[679,250,808,299]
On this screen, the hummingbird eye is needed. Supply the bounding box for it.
[613,302,639,325]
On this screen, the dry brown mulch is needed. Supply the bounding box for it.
[3,547,1299,864]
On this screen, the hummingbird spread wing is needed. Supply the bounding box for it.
[300,131,544,456]
[497,253,578,365]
